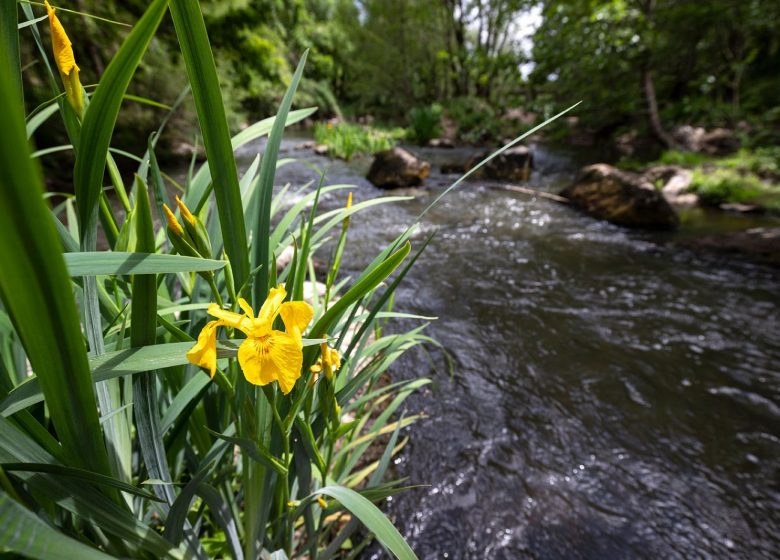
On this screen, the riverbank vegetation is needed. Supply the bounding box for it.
[1,2,451,557]
[620,147,780,212]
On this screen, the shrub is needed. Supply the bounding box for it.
[408,103,442,145]
[690,168,769,205]
[447,96,499,143]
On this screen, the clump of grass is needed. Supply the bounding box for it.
[656,150,714,167]
[643,147,780,178]
[719,147,780,178]
[689,168,780,208]
[313,121,405,160]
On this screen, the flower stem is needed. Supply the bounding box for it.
[205,274,223,306]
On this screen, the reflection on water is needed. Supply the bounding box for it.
[258,138,780,559]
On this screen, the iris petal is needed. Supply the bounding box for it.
[208,303,252,333]
[279,301,314,340]
[238,331,303,394]
[257,286,287,324]
[186,320,222,377]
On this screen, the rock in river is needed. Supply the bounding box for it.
[367,147,430,189]
[643,165,698,207]
[561,164,679,230]
[680,227,780,267]
[466,145,533,182]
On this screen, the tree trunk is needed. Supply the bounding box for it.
[643,67,676,149]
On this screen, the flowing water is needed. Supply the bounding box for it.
[246,138,780,559]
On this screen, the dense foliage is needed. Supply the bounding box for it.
[22,0,779,151]
[530,0,780,145]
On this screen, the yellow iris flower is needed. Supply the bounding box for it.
[45,1,83,117]
[310,343,341,380]
[187,286,313,394]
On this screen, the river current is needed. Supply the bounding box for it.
[251,138,779,559]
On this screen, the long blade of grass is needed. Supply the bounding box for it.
[0,37,112,478]
[169,0,249,290]
[131,180,179,514]
[309,242,411,340]
[418,102,582,220]
[0,0,21,103]
[250,50,308,306]
[26,102,60,137]
[64,252,226,276]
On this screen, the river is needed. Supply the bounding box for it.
[250,138,780,559]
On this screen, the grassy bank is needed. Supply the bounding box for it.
[625,148,780,212]
[313,121,405,160]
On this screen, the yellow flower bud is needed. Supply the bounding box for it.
[162,203,184,237]
[317,496,328,508]
[175,195,197,227]
[317,342,340,381]
[45,1,83,118]
[346,192,353,209]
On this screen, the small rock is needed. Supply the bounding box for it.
[466,145,533,182]
[561,163,679,230]
[313,144,329,155]
[428,138,454,148]
[295,140,315,150]
[366,147,430,189]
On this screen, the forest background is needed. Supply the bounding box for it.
[23,0,780,164]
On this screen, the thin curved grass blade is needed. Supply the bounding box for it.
[315,485,417,560]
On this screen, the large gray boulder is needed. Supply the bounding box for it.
[367,147,430,189]
[561,164,679,230]
[467,145,533,182]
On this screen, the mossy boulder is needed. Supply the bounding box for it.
[561,164,679,230]
[466,145,533,182]
[367,147,430,189]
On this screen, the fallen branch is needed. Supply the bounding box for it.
[497,184,571,204]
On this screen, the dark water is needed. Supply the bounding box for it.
[248,139,780,559]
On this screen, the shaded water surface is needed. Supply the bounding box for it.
[248,139,780,559]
